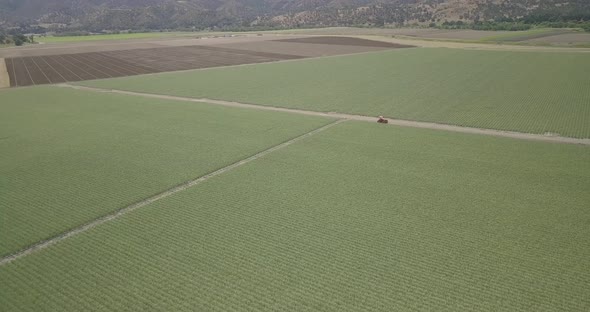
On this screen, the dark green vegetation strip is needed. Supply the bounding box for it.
[0,86,332,256]
[2,121,589,311]
[81,48,590,138]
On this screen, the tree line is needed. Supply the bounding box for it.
[0,33,36,46]
[438,20,590,32]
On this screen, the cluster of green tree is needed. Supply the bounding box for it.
[521,9,590,24]
[0,33,35,46]
[535,21,590,31]
[51,31,92,37]
[522,9,590,31]
[438,5,590,32]
[438,20,590,32]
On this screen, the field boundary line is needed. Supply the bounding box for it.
[0,58,9,88]
[0,119,345,266]
[59,84,590,146]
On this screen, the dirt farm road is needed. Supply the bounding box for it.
[0,59,10,88]
[60,84,590,146]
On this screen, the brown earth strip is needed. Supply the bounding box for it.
[0,59,9,88]
[215,41,392,58]
[0,35,305,58]
[274,36,414,48]
[0,42,165,58]
[60,84,590,146]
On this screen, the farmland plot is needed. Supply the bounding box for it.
[81,48,590,138]
[1,121,589,311]
[0,86,332,256]
[4,45,303,87]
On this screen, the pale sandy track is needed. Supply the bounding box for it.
[0,119,345,266]
[60,84,590,146]
[0,58,10,88]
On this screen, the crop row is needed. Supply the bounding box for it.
[2,122,589,311]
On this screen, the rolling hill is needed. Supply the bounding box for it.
[0,0,589,31]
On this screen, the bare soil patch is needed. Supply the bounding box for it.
[0,35,304,58]
[5,45,303,87]
[215,41,392,57]
[0,42,164,58]
[275,36,414,48]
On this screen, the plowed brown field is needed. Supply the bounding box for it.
[4,36,412,87]
[5,45,302,87]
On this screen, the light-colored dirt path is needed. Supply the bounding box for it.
[60,84,590,146]
[0,119,345,266]
[0,58,10,88]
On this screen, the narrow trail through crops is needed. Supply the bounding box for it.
[0,119,345,266]
[0,59,10,88]
[60,84,590,146]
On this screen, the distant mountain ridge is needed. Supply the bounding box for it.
[1,0,589,31]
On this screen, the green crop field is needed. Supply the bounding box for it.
[3,37,590,311]
[1,121,589,311]
[0,86,332,257]
[81,48,590,138]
